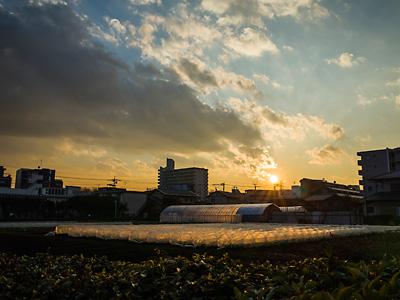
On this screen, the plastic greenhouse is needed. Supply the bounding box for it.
[159,204,281,223]
[55,223,400,248]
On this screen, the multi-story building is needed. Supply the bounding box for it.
[15,167,64,195]
[0,166,12,188]
[158,158,208,201]
[357,147,400,197]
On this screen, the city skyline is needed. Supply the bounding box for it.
[1,0,399,191]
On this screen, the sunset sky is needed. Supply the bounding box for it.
[1,0,399,191]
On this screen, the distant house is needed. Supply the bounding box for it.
[299,178,363,224]
[365,170,400,217]
[140,188,199,219]
[243,189,306,207]
[93,187,148,218]
[205,190,245,204]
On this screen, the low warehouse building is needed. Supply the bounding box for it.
[159,203,281,223]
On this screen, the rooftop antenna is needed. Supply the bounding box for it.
[38,160,42,169]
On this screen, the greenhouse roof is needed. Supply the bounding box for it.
[236,204,276,215]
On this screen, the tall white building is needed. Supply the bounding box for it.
[158,158,208,201]
[357,147,400,197]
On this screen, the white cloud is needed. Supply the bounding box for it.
[200,0,330,28]
[129,0,161,5]
[227,98,345,141]
[205,142,277,184]
[96,158,132,177]
[57,141,106,158]
[306,144,345,165]
[253,73,293,90]
[215,68,263,98]
[283,45,294,51]
[225,28,278,56]
[103,16,131,46]
[358,94,400,109]
[29,0,67,5]
[326,52,366,68]
[355,135,371,145]
[385,78,400,87]
[357,94,372,106]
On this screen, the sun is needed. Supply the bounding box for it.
[269,175,279,184]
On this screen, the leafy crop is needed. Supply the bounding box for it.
[1,249,400,299]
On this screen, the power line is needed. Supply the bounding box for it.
[57,176,109,181]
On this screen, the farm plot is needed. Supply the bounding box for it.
[55,223,400,248]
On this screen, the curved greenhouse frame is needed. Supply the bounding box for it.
[159,204,281,223]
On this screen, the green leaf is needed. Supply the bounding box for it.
[390,271,400,290]
[320,291,335,300]
[346,267,367,280]
[304,280,318,291]
[325,247,333,258]
[367,275,382,291]
[379,283,389,298]
[351,292,365,300]
[291,281,300,293]
[335,284,356,300]
[233,286,243,300]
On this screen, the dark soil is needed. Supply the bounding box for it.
[2,227,398,264]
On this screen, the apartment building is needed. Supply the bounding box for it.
[158,158,208,201]
[15,167,64,195]
[0,166,12,188]
[357,147,400,196]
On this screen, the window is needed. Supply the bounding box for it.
[368,186,372,191]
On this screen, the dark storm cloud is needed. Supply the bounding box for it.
[0,2,262,153]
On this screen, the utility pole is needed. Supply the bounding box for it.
[107,176,121,188]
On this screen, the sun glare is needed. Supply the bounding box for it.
[269,175,278,184]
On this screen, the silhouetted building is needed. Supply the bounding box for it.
[15,167,64,195]
[357,147,400,197]
[0,166,12,188]
[364,170,400,217]
[158,158,208,201]
[206,189,245,204]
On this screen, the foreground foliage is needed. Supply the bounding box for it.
[1,249,400,299]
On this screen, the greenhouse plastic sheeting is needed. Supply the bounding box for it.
[55,223,400,248]
[159,204,279,223]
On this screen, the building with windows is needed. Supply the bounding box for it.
[363,170,400,218]
[357,147,400,197]
[15,167,64,195]
[0,166,12,188]
[158,158,208,201]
